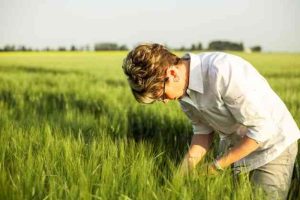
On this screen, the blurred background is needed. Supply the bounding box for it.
[0,0,299,52]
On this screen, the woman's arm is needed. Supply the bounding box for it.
[211,135,259,172]
[179,132,214,174]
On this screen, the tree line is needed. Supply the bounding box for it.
[174,41,261,52]
[0,43,128,52]
[0,41,262,52]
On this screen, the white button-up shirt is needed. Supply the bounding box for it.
[179,52,300,172]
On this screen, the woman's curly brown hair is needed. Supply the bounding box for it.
[122,43,180,104]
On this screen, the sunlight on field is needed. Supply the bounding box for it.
[0,51,299,199]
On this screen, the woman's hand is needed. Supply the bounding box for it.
[207,163,219,175]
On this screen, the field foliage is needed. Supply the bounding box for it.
[0,51,299,199]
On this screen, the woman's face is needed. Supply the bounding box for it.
[163,66,187,103]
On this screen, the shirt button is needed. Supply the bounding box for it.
[187,89,191,95]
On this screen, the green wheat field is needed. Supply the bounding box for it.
[0,51,299,200]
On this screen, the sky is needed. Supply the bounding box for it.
[0,0,299,52]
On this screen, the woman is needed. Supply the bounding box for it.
[122,43,299,199]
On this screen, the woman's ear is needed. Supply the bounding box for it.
[167,66,180,82]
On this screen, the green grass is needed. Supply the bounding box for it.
[0,51,299,199]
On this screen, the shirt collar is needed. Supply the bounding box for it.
[184,52,204,94]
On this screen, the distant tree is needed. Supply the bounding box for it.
[94,43,119,51]
[189,42,203,51]
[197,43,202,50]
[119,44,128,50]
[43,47,51,51]
[58,46,66,51]
[239,43,244,51]
[17,45,27,51]
[70,45,77,51]
[190,44,197,51]
[179,46,187,51]
[3,45,15,51]
[251,46,262,52]
[208,40,244,51]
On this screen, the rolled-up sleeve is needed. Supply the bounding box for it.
[180,102,213,135]
[215,55,277,143]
